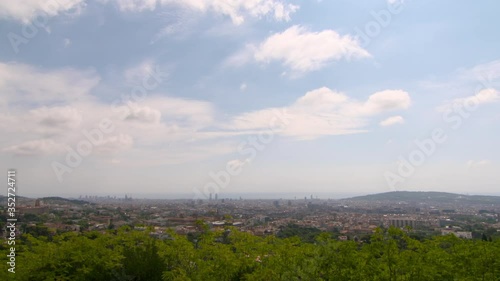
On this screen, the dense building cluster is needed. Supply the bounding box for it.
[6,192,500,241]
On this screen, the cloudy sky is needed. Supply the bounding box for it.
[0,0,499,198]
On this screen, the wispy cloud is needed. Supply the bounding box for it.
[421,60,500,95]
[112,0,298,24]
[380,116,404,127]
[0,0,86,23]
[227,25,370,75]
[3,139,65,156]
[0,62,100,105]
[225,87,410,140]
[437,88,499,112]
[0,62,411,160]
[467,160,491,169]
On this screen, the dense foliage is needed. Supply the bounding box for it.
[2,226,500,280]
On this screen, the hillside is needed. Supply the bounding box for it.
[40,196,90,205]
[345,191,500,205]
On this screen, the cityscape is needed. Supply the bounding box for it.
[8,191,500,241]
[1,0,500,279]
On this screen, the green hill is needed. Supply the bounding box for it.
[345,191,500,205]
[40,196,90,205]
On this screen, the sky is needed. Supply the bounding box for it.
[0,0,499,199]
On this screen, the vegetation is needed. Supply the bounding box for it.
[276,223,322,243]
[39,197,91,205]
[2,227,500,280]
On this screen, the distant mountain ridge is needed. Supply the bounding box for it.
[0,195,90,206]
[345,191,500,205]
[40,196,90,205]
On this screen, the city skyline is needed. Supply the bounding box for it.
[1,0,499,197]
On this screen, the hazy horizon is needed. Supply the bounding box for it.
[1,1,499,198]
[19,190,500,201]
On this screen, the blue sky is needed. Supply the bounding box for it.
[0,0,499,198]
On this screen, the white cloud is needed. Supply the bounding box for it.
[467,160,491,169]
[466,60,500,88]
[225,87,411,140]
[421,60,500,95]
[124,60,157,84]
[240,83,247,91]
[3,139,64,156]
[380,115,404,127]
[113,0,157,12]
[437,88,499,112]
[0,0,86,23]
[0,62,100,105]
[360,90,411,115]
[29,106,83,134]
[472,88,500,103]
[2,96,219,162]
[123,104,162,124]
[113,0,298,24]
[294,87,348,108]
[151,9,199,41]
[387,0,404,4]
[252,25,370,73]
[141,96,215,128]
[63,38,72,47]
[94,134,134,154]
[0,62,411,165]
[0,62,220,163]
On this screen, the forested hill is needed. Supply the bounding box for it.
[40,196,90,205]
[0,195,90,206]
[344,191,500,205]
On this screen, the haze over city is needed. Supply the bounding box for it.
[1,0,499,198]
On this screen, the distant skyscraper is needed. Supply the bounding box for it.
[209,193,212,201]
[215,193,218,201]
